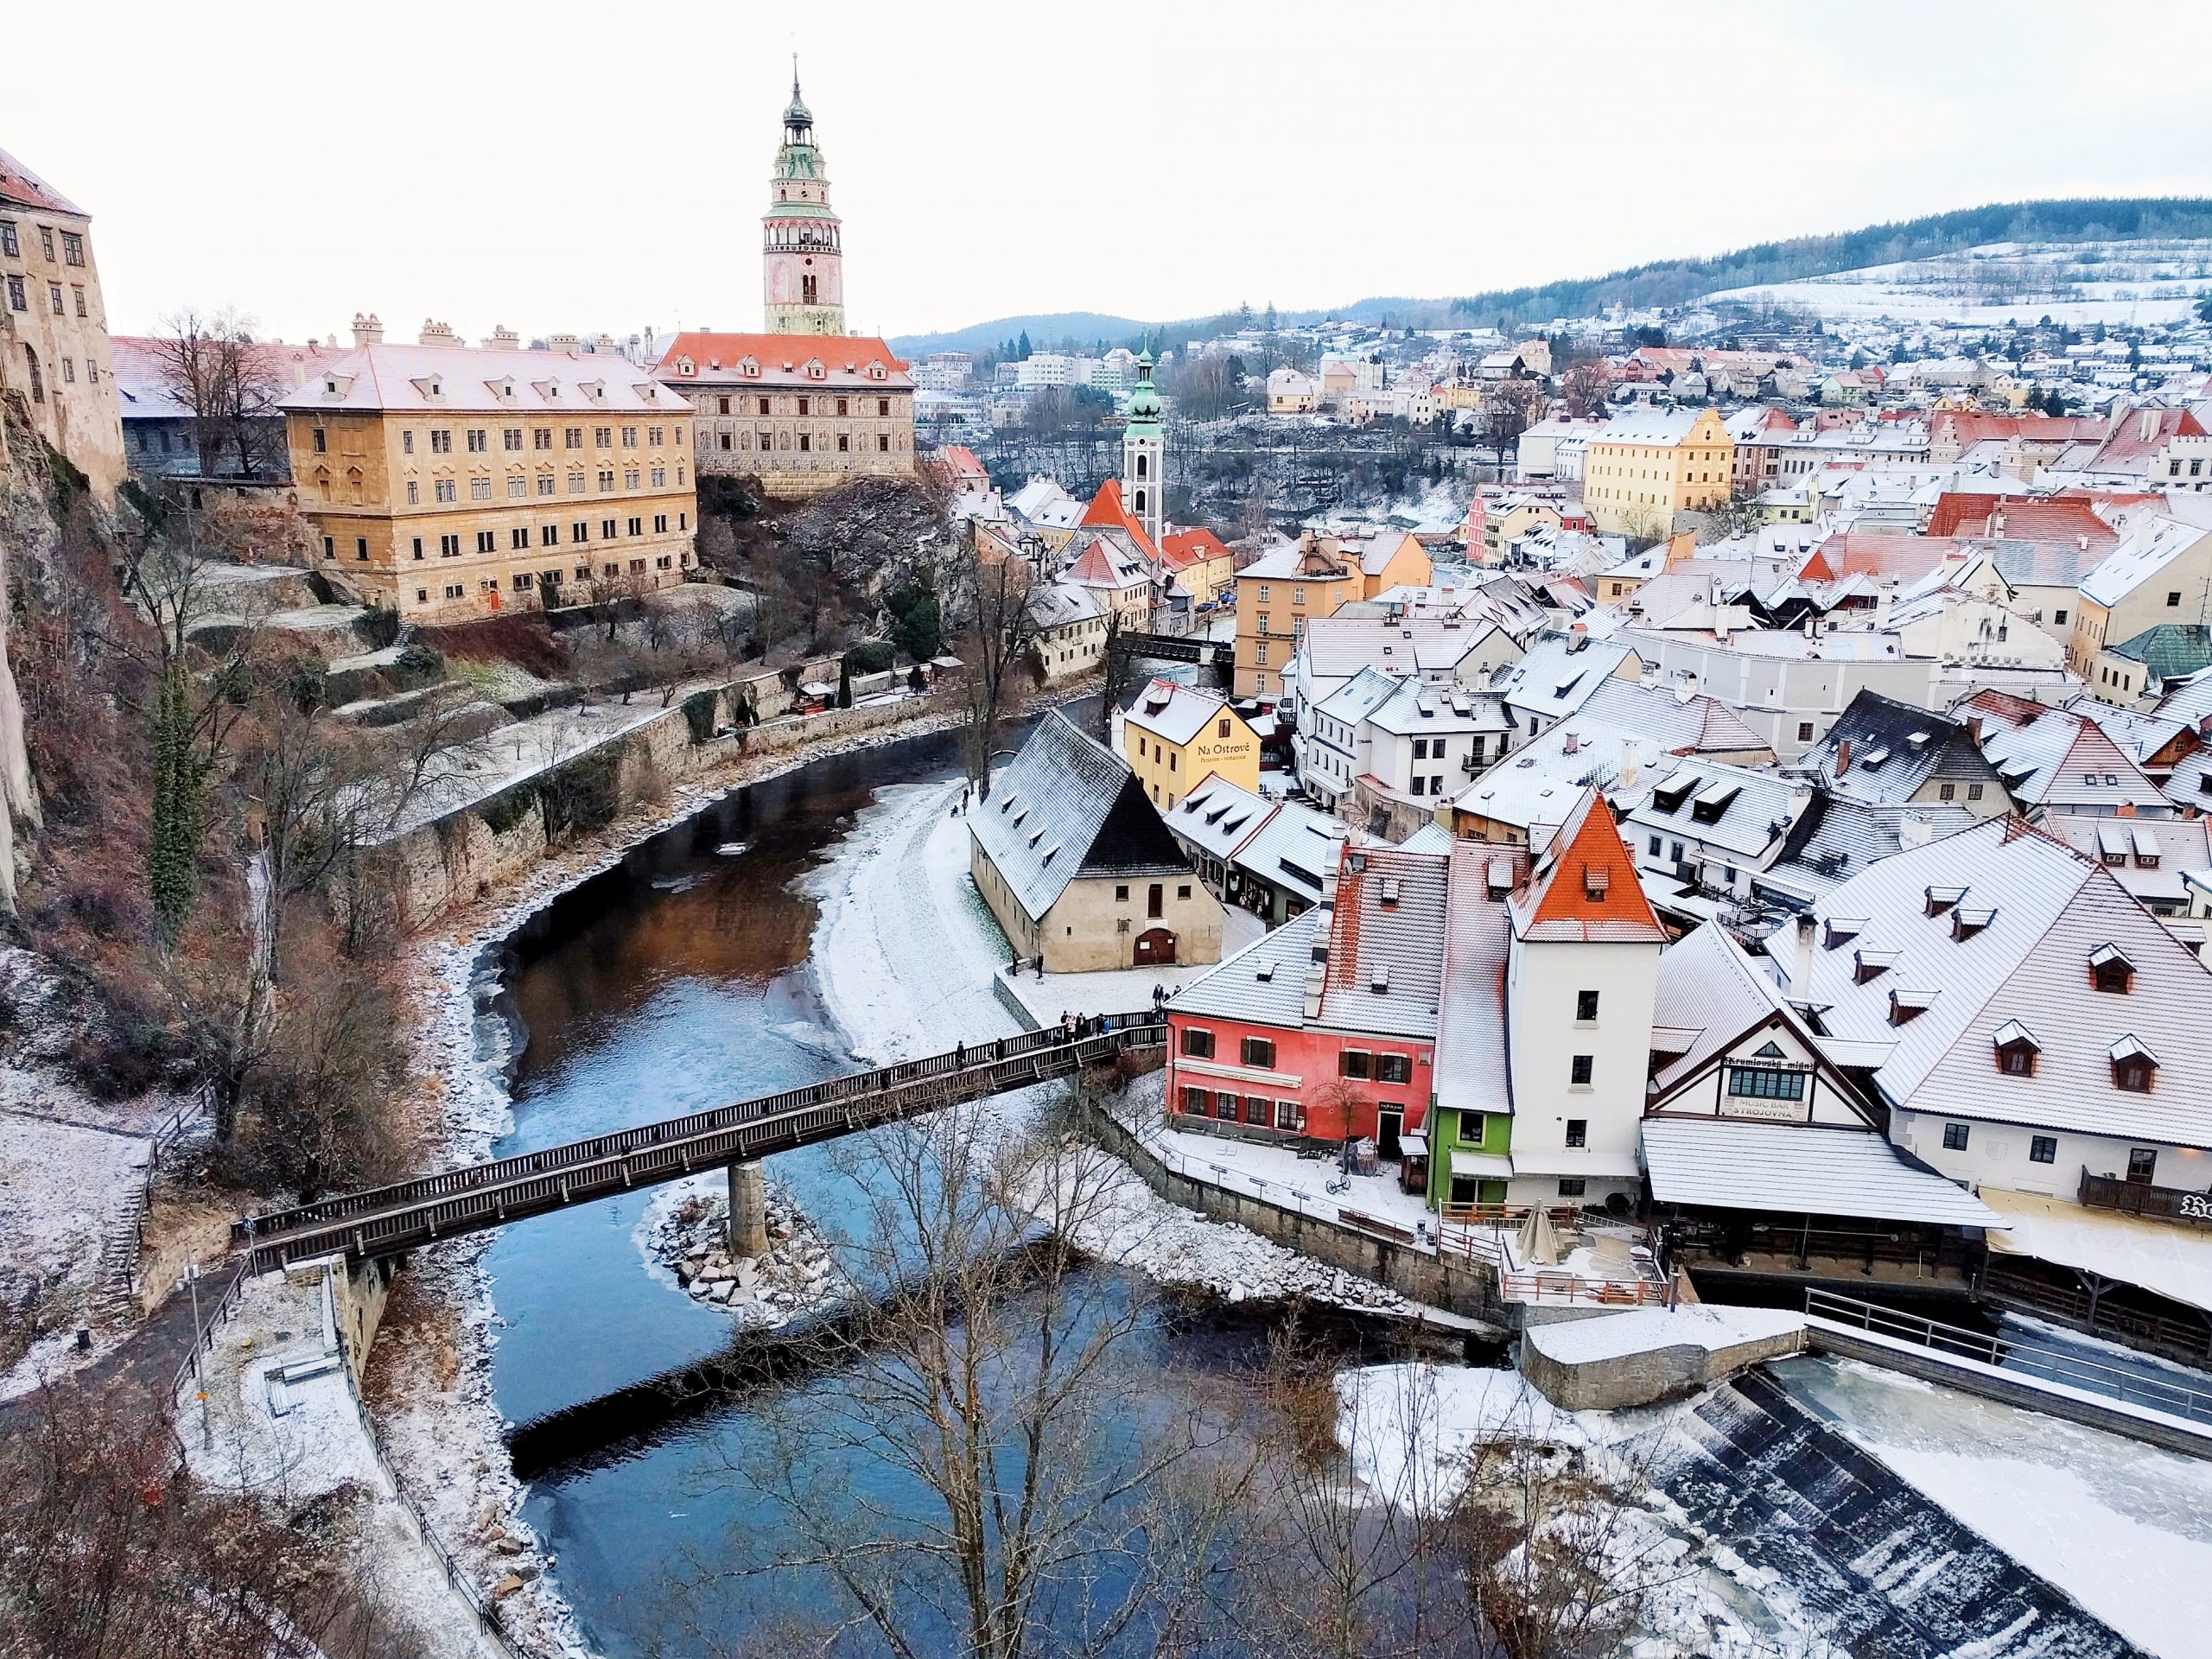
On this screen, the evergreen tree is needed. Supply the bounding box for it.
[837,658,854,709]
[147,667,211,943]
[1017,330,1032,359]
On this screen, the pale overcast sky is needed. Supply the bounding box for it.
[11,0,2211,346]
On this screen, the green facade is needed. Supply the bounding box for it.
[1423,1106,1512,1210]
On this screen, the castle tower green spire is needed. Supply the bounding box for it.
[1122,350,1164,547]
[762,65,847,335]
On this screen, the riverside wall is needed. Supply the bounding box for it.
[1082,1098,1524,1330]
[379,687,944,928]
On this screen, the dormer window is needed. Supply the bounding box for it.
[2088,944,2134,995]
[1888,988,1935,1026]
[1582,865,1610,902]
[2109,1034,2158,1092]
[677,356,696,376]
[1923,885,1966,917]
[1378,877,1401,910]
[1824,917,1866,950]
[1952,906,1995,941]
[1993,1020,2039,1076]
[1853,949,1897,984]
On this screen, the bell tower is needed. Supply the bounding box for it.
[1122,351,1165,548]
[762,65,847,335]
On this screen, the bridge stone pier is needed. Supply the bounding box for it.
[728,1158,768,1257]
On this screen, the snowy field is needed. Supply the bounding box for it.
[1779,1351,2212,1658]
[1707,238,2212,325]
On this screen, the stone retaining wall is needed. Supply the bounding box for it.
[1083,1099,1519,1330]
[379,690,941,926]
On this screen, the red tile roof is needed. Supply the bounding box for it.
[652,332,911,387]
[1923,493,2117,546]
[1079,478,1158,561]
[1159,526,1229,571]
[1806,533,1960,586]
[0,145,85,216]
[1511,789,1665,944]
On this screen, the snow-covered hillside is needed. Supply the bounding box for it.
[1708,238,2212,326]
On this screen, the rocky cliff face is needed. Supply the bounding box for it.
[0,402,57,912]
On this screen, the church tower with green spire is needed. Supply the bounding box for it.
[762,65,847,335]
[1122,350,1164,547]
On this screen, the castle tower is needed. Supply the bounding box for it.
[1122,350,1164,548]
[762,67,847,335]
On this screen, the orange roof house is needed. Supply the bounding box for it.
[1510,790,1666,944]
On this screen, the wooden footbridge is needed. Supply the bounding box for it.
[1109,628,1235,683]
[232,1012,1166,1274]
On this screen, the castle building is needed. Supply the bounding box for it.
[655,74,914,498]
[0,144,124,495]
[763,73,845,336]
[280,316,696,621]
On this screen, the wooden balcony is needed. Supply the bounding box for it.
[2079,1170,2212,1227]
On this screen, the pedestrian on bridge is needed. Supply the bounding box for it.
[955,1040,967,1068]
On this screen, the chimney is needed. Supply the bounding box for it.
[484,324,521,351]
[1564,730,1580,756]
[1791,913,1815,1002]
[1835,739,1852,776]
[417,319,460,347]
[350,311,384,347]
[549,331,583,356]
[2141,408,2159,443]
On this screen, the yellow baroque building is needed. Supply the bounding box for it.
[1583,407,1734,537]
[280,322,696,620]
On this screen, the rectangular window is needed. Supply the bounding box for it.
[598,469,614,492]
[1241,1036,1276,1070]
[1565,1118,1587,1147]
[1569,1054,1593,1086]
[534,428,553,450]
[0,221,16,257]
[60,230,82,265]
[1942,1122,1970,1152]
[1179,1086,1211,1116]
[758,397,771,416]
[506,476,527,499]
[354,537,368,561]
[2128,1147,2158,1184]
[467,429,487,453]
[431,429,452,453]
[1575,989,1599,1021]
[621,425,638,448]
[624,468,640,491]
[402,429,416,455]
[2029,1135,2056,1165]
[3,275,21,311]
[1728,1065,1807,1101]
[540,524,558,546]
[471,477,492,500]
[1339,1051,1372,1080]
[1274,1099,1300,1131]
[537,474,556,496]
[48,282,62,314]
[649,425,664,446]
[321,535,334,560]
[1939,782,1956,801]
[574,521,590,542]
[1179,1027,1215,1059]
[511,528,528,550]
[594,426,613,448]
[72,285,85,317]
[1376,1054,1412,1084]
[1796,721,1815,742]
[411,537,423,560]
[476,531,497,553]
[501,428,522,451]
[1557,1178,1586,1198]
[1967,783,1984,801]
[566,427,582,449]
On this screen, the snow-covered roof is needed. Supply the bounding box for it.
[1363,677,1511,738]
[1642,1117,2005,1227]
[279,341,683,415]
[1795,817,2212,1147]
[1125,678,1236,747]
[1233,804,1346,905]
[1170,908,1321,1029]
[2079,514,2212,609]
[972,713,1188,918]
[1497,634,1638,722]
[1166,773,1274,865]
[1629,758,1808,861]
[1431,839,1529,1119]
[1962,691,2168,813]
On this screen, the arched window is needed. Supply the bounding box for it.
[1134,487,1147,514]
[1135,453,1148,479]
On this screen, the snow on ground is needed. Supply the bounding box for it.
[1778,1351,2212,1659]
[1000,906,1268,1029]
[1336,1361,1581,1510]
[1707,238,2212,326]
[1525,1305,1803,1366]
[1144,1101,1436,1236]
[635,1172,848,1322]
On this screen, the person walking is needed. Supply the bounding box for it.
[955,1040,966,1068]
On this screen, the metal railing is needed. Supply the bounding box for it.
[237,1014,1166,1272]
[1805,1288,2212,1426]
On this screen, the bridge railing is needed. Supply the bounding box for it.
[238,1014,1166,1271]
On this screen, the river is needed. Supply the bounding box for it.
[475,717,1376,1656]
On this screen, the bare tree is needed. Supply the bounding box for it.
[706,1108,1252,1659]
[151,308,288,479]
[1560,361,1611,420]
[952,532,1039,799]
[1481,379,1546,462]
